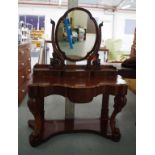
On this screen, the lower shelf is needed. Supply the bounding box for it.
[28,119,121,147]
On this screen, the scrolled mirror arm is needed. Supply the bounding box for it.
[87,22,103,68]
[50,19,64,67]
[50,19,55,43]
[98,21,103,50]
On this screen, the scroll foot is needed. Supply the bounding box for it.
[110,95,127,141]
[27,97,44,147]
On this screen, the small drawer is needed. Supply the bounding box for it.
[18,67,25,76]
[18,49,25,56]
[19,64,25,71]
[25,68,31,79]
[18,62,25,70]
[18,51,25,61]
[18,57,25,64]
[18,75,26,86]
[24,57,31,65]
[27,57,31,62]
[25,60,31,68]
[18,84,27,103]
[24,49,31,57]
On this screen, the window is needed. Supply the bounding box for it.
[19,15,45,30]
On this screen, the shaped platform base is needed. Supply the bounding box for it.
[28,119,121,147]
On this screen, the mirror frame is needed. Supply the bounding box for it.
[55,7,99,62]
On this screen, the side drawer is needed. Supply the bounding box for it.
[24,47,31,58]
[18,61,26,70]
[18,84,27,103]
[25,63,31,80]
[18,69,26,86]
[18,49,25,62]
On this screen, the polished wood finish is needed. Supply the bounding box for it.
[27,8,129,147]
[27,64,128,147]
[18,43,31,103]
[28,118,123,146]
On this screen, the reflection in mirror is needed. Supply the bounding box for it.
[57,10,96,60]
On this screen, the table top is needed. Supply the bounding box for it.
[28,64,129,102]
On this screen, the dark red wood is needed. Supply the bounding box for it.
[28,118,121,147]
[26,8,131,147]
[18,43,31,104]
[27,64,128,147]
[101,93,109,134]
[50,18,65,67]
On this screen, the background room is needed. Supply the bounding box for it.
[2,0,155,155]
[17,1,137,155]
[18,0,136,65]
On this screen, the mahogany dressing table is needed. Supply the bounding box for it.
[27,7,128,147]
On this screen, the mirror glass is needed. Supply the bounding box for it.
[57,10,97,60]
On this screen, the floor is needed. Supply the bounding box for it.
[18,90,136,155]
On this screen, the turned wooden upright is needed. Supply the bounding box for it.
[27,7,128,147]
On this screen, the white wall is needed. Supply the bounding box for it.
[88,9,136,52]
[113,12,136,52]
[88,9,113,41]
[18,5,113,41]
[19,5,136,52]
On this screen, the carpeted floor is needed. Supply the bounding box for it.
[18,90,136,155]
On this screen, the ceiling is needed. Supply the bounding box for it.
[18,0,136,11]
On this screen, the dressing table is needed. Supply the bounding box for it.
[27,7,128,147]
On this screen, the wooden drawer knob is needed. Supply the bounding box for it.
[21,76,25,79]
[28,69,31,72]
[21,63,24,66]
[21,89,25,93]
[28,58,31,61]
[20,50,24,54]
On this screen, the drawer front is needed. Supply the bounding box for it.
[24,47,31,58]
[24,56,31,66]
[19,55,31,65]
[18,43,31,104]
[18,49,25,62]
[18,84,27,103]
[27,56,31,63]
[25,65,31,80]
[18,70,26,86]
[19,45,31,63]
[25,59,31,68]
[18,61,26,70]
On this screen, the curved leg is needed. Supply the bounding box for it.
[110,95,127,141]
[28,97,44,146]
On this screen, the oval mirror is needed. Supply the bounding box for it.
[55,8,98,61]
